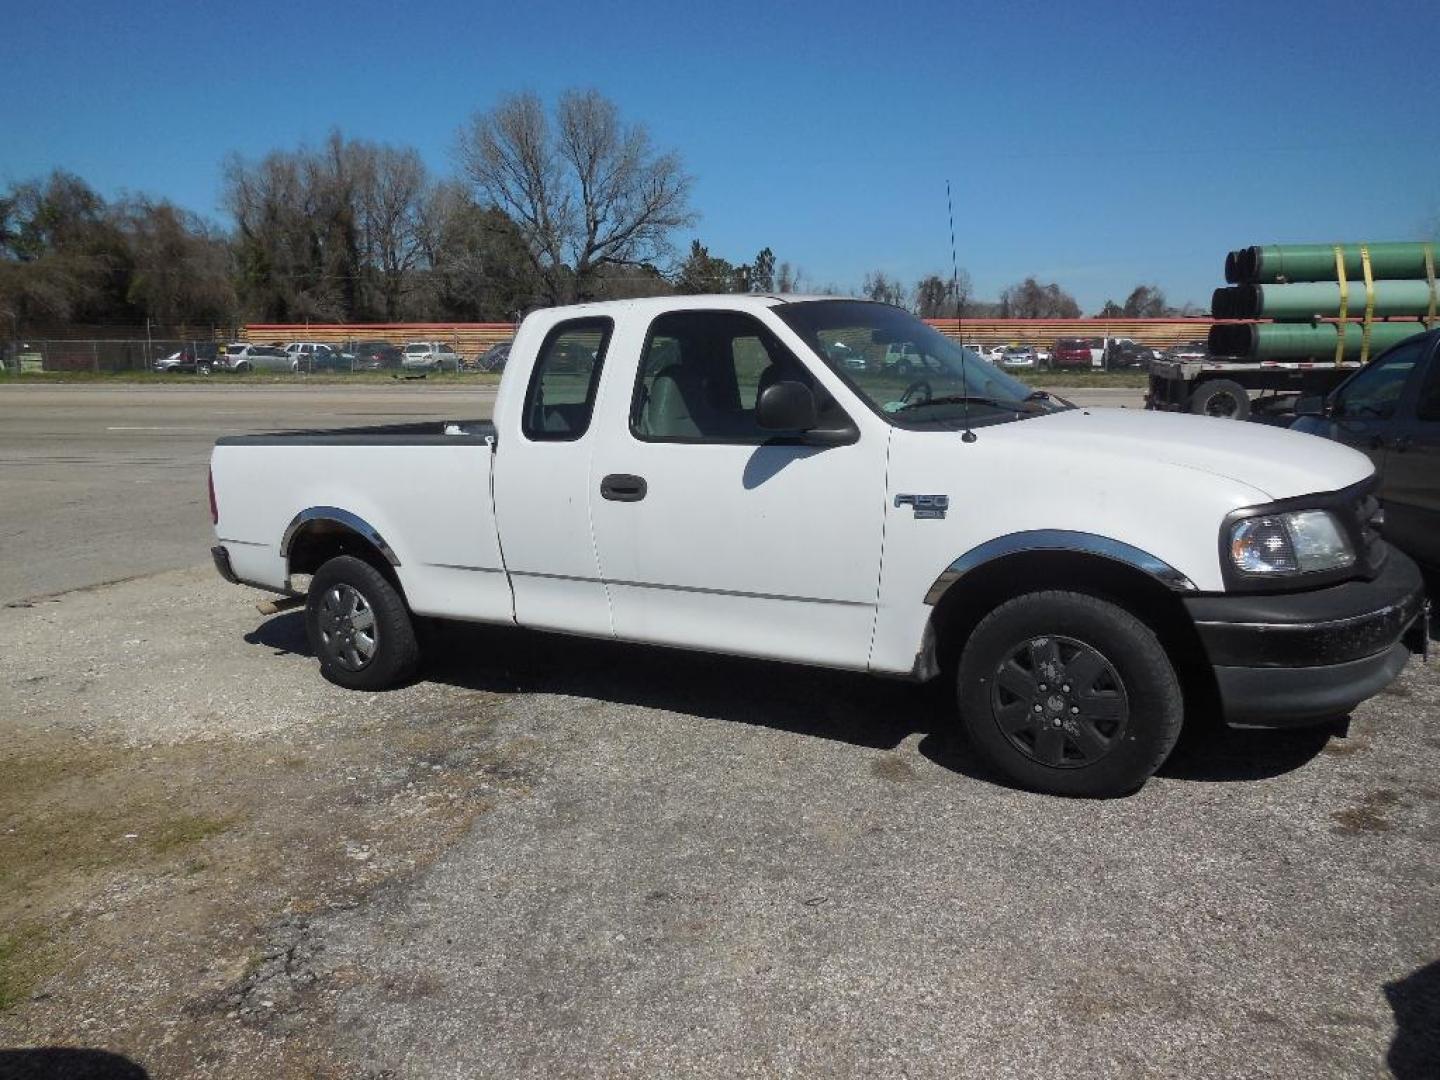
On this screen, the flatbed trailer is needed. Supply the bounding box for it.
[1145,356,1362,423]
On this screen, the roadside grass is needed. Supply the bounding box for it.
[1033,370,1148,389]
[0,923,54,1010]
[0,745,238,899]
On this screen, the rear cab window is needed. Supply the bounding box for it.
[521,318,612,441]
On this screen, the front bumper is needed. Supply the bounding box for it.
[1185,551,1427,726]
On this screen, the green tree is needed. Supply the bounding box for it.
[1121,284,1167,317]
[674,240,742,294]
[998,277,1081,318]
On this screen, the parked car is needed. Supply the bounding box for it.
[1166,341,1209,363]
[402,341,460,373]
[349,341,404,371]
[210,296,1426,798]
[476,341,512,373]
[216,343,291,373]
[822,340,866,369]
[285,342,346,373]
[154,342,218,374]
[998,346,1039,370]
[1292,328,1440,574]
[1051,338,1093,369]
[309,345,354,372]
[1105,338,1156,369]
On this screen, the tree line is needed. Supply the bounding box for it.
[0,88,1188,333]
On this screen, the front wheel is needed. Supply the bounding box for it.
[305,555,419,691]
[957,591,1182,797]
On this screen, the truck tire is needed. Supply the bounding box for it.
[957,590,1183,797]
[1188,379,1251,421]
[305,555,419,691]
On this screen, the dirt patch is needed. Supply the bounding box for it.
[0,697,538,1076]
[1331,788,1402,835]
[870,754,918,783]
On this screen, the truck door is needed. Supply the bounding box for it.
[1379,345,1440,571]
[1325,337,1427,471]
[491,317,615,637]
[588,308,885,669]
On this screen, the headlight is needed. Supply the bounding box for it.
[1229,510,1354,575]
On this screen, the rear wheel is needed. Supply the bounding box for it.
[305,555,419,691]
[957,591,1182,797]
[1189,378,1251,421]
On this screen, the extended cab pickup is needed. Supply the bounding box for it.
[210,297,1428,796]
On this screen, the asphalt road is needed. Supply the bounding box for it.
[0,383,497,604]
[0,383,1138,605]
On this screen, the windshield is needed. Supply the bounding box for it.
[773,300,1065,428]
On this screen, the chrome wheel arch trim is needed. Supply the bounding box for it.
[280,506,401,567]
[924,529,1197,605]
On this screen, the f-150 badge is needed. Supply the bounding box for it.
[895,494,949,520]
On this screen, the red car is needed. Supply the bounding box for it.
[1051,338,1093,369]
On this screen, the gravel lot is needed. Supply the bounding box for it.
[0,383,1435,1079]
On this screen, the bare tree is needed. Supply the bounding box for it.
[353,144,427,319]
[862,270,908,308]
[456,89,695,304]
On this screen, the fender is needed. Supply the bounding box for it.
[280,506,401,568]
[923,529,1197,605]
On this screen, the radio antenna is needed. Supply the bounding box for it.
[947,180,976,443]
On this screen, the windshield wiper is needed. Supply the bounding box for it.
[1025,390,1075,408]
[896,394,1033,413]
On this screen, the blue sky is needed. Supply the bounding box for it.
[3,0,1436,311]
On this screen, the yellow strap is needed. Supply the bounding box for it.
[1333,245,1348,366]
[1360,245,1375,364]
[1425,243,1437,329]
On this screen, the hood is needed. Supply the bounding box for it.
[1006,407,1374,500]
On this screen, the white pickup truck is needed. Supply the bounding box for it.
[210,296,1427,796]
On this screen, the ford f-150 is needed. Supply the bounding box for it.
[210,296,1428,796]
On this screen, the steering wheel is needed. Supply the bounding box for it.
[900,380,932,407]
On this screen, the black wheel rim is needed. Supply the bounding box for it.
[1205,391,1239,418]
[990,635,1129,769]
[317,583,378,671]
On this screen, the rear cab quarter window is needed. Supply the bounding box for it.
[521,317,614,441]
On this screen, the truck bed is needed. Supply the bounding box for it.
[211,418,510,622]
[215,419,496,446]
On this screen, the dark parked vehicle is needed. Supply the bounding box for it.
[1051,338,1092,369]
[349,341,404,371]
[154,342,219,374]
[1106,339,1156,369]
[1293,328,1440,573]
[476,341,512,372]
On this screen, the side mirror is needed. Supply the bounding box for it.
[1293,394,1327,419]
[756,380,818,430]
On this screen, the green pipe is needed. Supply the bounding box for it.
[1212,281,1440,319]
[1208,321,1425,359]
[1226,242,1437,284]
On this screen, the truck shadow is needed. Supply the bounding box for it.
[1386,958,1440,1080]
[245,613,1331,789]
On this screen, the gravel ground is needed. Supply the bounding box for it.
[0,567,1436,1078]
